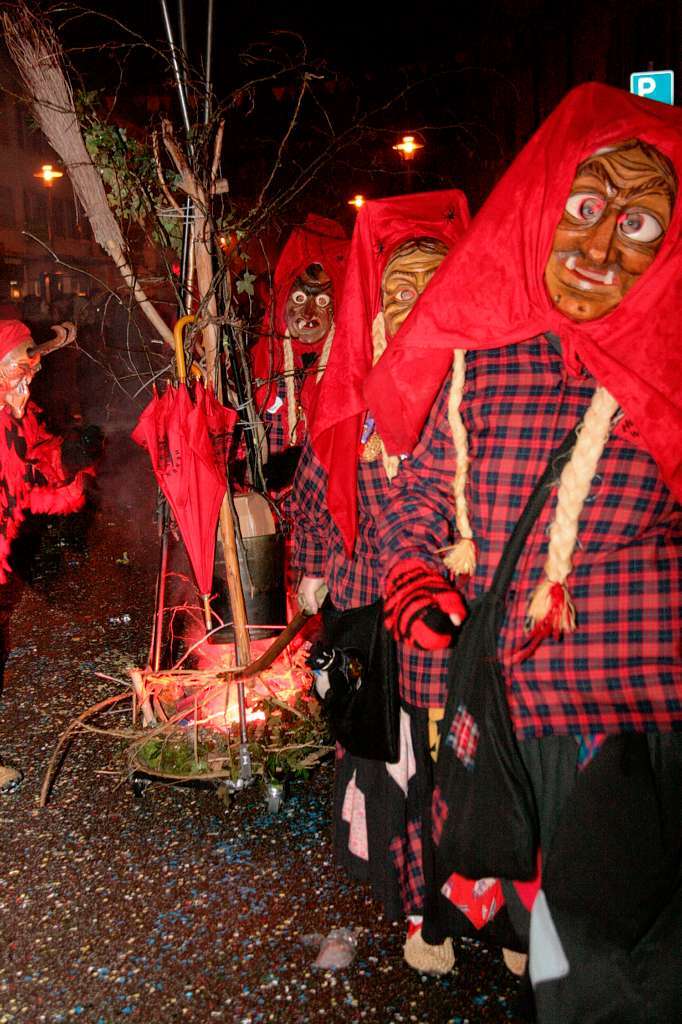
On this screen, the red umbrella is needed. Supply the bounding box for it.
[132,378,237,631]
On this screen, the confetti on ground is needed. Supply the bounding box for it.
[0,431,524,1023]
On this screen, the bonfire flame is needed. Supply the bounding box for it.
[135,632,313,735]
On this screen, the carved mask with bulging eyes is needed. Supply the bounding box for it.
[381,238,449,338]
[544,140,677,321]
[284,262,334,345]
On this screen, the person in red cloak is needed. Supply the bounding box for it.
[0,320,90,793]
[291,190,473,975]
[249,213,349,487]
[361,84,682,1020]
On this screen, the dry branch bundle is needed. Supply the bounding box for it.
[2,2,175,349]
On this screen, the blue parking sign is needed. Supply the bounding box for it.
[630,70,675,105]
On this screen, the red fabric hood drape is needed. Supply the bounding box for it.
[251,213,349,416]
[364,83,682,508]
[309,190,470,555]
[0,320,32,360]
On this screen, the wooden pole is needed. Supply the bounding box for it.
[218,496,251,669]
[218,492,253,765]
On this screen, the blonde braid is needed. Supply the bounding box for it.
[315,321,335,383]
[371,311,388,365]
[358,312,400,479]
[442,349,476,575]
[372,313,400,480]
[282,331,297,444]
[380,446,400,482]
[526,386,619,636]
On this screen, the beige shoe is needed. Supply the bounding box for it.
[502,947,528,976]
[403,929,455,975]
[0,765,23,794]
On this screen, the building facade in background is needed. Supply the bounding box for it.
[0,52,116,319]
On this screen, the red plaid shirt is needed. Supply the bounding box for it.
[290,436,451,705]
[261,374,300,456]
[380,335,682,737]
[260,355,324,455]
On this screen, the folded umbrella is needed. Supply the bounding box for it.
[132,377,237,632]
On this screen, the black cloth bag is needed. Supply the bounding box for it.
[433,426,578,882]
[316,598,400,764]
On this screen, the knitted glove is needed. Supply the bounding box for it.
[384,559,466,650]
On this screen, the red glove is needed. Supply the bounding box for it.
[384,559,466,650]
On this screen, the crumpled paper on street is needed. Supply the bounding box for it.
[301,927,359,969]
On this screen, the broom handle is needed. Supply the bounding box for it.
[219,495,251,668]
[219,492,253,758]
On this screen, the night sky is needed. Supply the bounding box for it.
[51,0,681,226]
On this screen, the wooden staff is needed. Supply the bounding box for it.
[218,495,251,669]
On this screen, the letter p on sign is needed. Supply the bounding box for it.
[630,71,675,105]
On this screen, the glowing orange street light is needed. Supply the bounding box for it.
[34,164,64,249]
[348,194,366,210]
[34,164,64,186]
[393,134,424,161]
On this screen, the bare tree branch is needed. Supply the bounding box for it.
[2,2,176,350]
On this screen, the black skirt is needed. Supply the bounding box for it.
[332,704,434,921]
[332,702,523,953]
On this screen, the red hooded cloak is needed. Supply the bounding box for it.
[250,213,349,439]
[308,190,470,556]
[0,321,88,581]
[363,83,682,508]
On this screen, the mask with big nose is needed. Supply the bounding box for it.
[381,237,449,338]
[284,262,333,345]
[0,338,41,419]
[544,139,677,321]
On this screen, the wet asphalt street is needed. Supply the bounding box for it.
[0,427,522,1024]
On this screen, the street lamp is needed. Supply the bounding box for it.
[34,164,64,186]
[348,194,366,210]
[34,164,64,246]
[393,134,424,193]
[392,135,423,160]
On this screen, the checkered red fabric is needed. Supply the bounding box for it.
[260,359,322,455]
[397,643,452,707]
[389,818,425,916]
[380,335,682,739]
[262,400,293,457]
[290,437,451,704]
[291,438,385,605]
[446,704,480,770]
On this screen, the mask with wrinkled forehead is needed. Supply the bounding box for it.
[544,139,677,321]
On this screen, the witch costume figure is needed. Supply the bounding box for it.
[0,320,90,793]
[291,191,472,975]
[250,213,349,482]
[364,84,682,1022]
